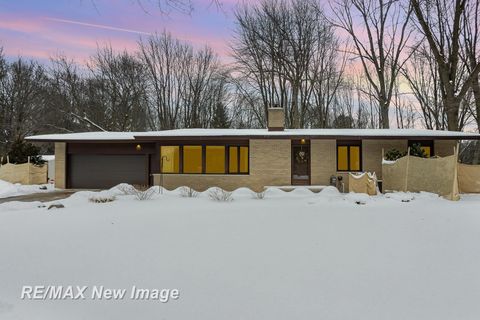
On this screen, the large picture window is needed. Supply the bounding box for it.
[228,146,249,174]
[337,141,361,172]
[206,146,225,173]
[183,146,203,173]
[160,144,249,174]
[160,146,179,173]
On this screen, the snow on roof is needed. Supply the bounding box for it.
[26,128,480,141]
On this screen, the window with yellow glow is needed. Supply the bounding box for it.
[349,146,360,171]
[337,146,348,171]
[183,146,202,173]
[421,146,431,157]
[160,146,179,173]
[206,146,225,173]
[239,146,249,173]
[337,142,361,171]
[229,147,238,173]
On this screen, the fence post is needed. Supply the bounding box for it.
[405,147,411,192]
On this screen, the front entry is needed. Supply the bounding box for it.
[291,140,310,185]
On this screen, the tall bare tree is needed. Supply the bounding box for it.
[330,0,413,128]
[411,0,480,131]
[139,32,227,130]
[232,0,344,128]
[461,0,480,132]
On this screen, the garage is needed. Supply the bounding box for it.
[68,154,148,189]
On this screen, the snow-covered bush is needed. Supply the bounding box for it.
[208,187,233,202]
[89,192,116,203]
[131,185,156,201]
[180,186,198,198]
[116,183,136,195]
[252,190,266,200]
[116,184,156,200]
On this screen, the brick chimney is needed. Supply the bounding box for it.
[267,106,284,131]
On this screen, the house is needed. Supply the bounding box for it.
[26,108,480,191]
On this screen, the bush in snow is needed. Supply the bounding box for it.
[116,184,136,195]
[131,185,156,201]
[89,193,116,203]
[208,187,233,202]
[179,186,198,198]
[252,190,267,200]
[116,184,156,200]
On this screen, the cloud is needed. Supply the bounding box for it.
[44,17,153,36]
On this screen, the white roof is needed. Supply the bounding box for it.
[26,128,480,141]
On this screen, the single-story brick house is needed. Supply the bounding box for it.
[26,108,480,191]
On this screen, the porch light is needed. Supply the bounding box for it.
[300,139,306,144]
[136,144,142,151]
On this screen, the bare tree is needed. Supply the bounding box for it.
[86,47,149,131]
[330,0,413,128]
[461,0,480,132]
[232,0,344,128]
[139,32,227,130]
[411,0,480,131]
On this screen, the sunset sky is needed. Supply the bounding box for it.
[0,0,247,63]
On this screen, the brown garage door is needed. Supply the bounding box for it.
[68,154,148,189]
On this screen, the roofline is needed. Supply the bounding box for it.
[26,134,480,143]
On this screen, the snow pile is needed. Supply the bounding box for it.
[0,179,54,199]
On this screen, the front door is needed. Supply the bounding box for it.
[291,142,310,185]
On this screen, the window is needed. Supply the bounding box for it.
[183,146,203,173]
[229,147,238,173]
[337,141,362,172]
[228,146,249,174]
[160,146,179,173]
[408,140,433,157]
[159,144,249,174]
[239,146,249,173]
[206,146,225,173]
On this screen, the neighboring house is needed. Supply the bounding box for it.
[26,108,480,191]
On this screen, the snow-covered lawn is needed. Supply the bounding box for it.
[1,186,480,319]
[0,179,55,199]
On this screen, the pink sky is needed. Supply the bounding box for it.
[0,0,249,63]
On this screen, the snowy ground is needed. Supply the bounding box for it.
[0,186,480,319]
[0,179,55,199]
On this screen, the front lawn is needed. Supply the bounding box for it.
[0,186,479,319]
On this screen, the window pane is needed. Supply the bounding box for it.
[421,146,431,157]
[160,146,179,173]
[337,146,348,171]
[183,146,203,173]
[349,146,361,171]
[229,147,238,173]
[206,146,225,174]
[239,147,249,173]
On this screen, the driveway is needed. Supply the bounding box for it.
[0,190,81,204]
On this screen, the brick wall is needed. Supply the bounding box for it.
[434,140,458,157]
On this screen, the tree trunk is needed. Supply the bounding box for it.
[472,78,480,132]
[445,95,460,131]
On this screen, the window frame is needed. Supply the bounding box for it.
[159,143,249,175]
[336,140,362,172]
[408,140,434,157]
